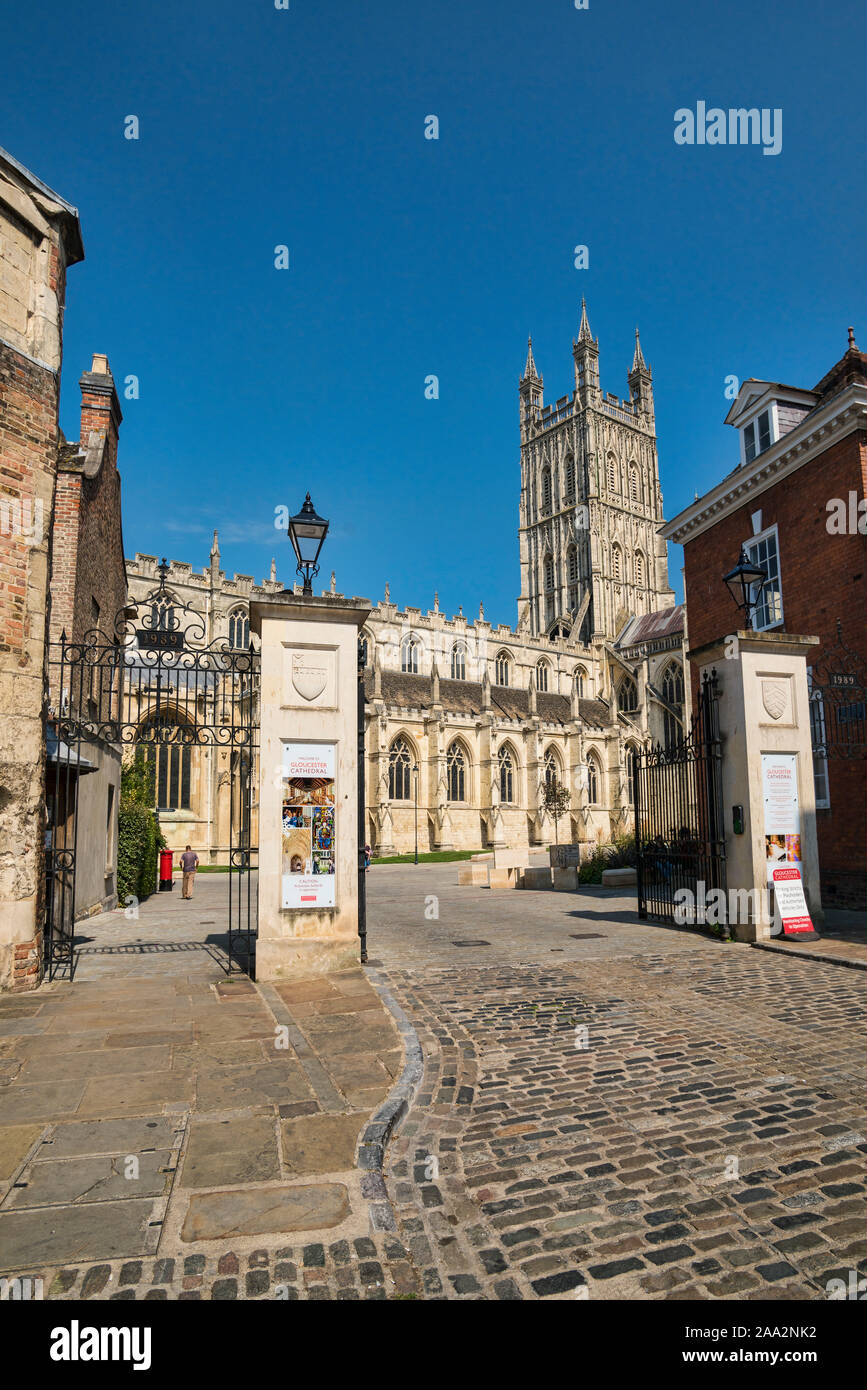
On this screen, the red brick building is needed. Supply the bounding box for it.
[0,147,83,989]
[48,355,127,919]
[662,331,867,909]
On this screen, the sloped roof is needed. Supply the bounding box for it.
[617,604,684,648]
[364,670,609,729]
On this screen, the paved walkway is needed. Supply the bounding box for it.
[2,865,865,1300]
[0,875,408,1300]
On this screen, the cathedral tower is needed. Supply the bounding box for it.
[518,302,674,641]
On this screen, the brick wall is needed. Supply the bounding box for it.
[683,428,867,907]
[0,151,82,990]
[0,340,59,990]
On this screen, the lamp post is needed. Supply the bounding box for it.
[413,762,419,865]
[287,494,329,595]
[722,547,767,630]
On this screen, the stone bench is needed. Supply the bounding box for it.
[552,866,578,891]
[522,866,553,891]
[600,866,637,888]
[488,866,521,890]
[458,863,490,886]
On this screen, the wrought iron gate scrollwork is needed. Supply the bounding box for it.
[44,560,259,980]
[634,669,727,931]
[808,619,867,760]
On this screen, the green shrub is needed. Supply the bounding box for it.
[117,760,164,906]
[577,833,637,883]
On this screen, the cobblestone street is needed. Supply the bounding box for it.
[2,864,865,1301]
[372,865,867,1301]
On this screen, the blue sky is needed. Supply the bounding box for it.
[3,0,864,625]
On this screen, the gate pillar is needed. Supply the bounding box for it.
[250,592,370,978]
[688,631,823,941]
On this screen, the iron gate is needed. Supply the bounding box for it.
[635,669,726,927]
[44,561,259,980]
[809,619,867,760]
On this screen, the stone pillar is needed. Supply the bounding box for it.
[250,593,369,977]
[688,631,823,941]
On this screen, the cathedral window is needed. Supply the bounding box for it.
[567,545,579,610]
[612,546,623,583]
[535,660,549,693]
[564,457,576,502]
[625,745,638,804]
[137,716,192,811]
[574,667,586,697]
[228,608,249,650]
[388,738,413,800]
[629,466,639,504]
[498,745,515,803]
[634,550,645,587]
[450,643,467,680]
[541,468,552,513]
[662,662,685,751]
[544,749,560,790]
[494,651,512,686]
[544,557,555,591]
[618,677,638,713]
[586,752,600,805]
[607,455,618,492]
[401,634,421,674]
[447,741,467,802]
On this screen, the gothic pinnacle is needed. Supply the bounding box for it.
[577,297,593,344]
[632,327,648,372]
[522,336,540,381]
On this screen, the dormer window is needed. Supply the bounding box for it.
[743,409,772,464]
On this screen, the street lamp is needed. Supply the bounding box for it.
[287,493,329,595]
[413,762,419,865]
[723,547,767,630]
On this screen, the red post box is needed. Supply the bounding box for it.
[159,848,174,892]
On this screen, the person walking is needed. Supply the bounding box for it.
[180,845,199,899]
[363,843,371,871]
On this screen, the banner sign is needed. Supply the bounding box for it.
[281,742,335,909]
[772,865,817,939]
[761,753,803,894]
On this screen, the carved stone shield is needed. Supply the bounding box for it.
[292,653,327,702]
[761,679,787,720]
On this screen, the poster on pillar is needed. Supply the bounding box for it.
[761,752,804,936]
[281,742,336,909]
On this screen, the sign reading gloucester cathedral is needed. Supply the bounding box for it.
[281,742,336,909]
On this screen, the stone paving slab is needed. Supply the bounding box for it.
[0,875,404,1289]
[180,1183,352,1241]
[0,1197,162,1266]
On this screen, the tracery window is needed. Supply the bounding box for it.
[451,643,467,681]
[535,660,549,692]
[498,745,515,803]
[494,651,512,686]
[447,741,466,802]
[138,716,191,811]
[618,677,638,713]
[228,608,249,650]
[388,737,413,800]
[401,634,421,674]
[586,752,600,805]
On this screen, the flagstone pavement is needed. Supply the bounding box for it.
[1,865,866,1301]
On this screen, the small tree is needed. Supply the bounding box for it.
[543,778,571,847]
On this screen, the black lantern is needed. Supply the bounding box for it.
[723,547,767,629]
[287,493,329,595]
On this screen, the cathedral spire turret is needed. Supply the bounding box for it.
[519,336,544,439]
[631,327,647,372]
[573,298,600,399]
[628,326,654,421]
[577,297,593,344]
[522,336,541,384]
